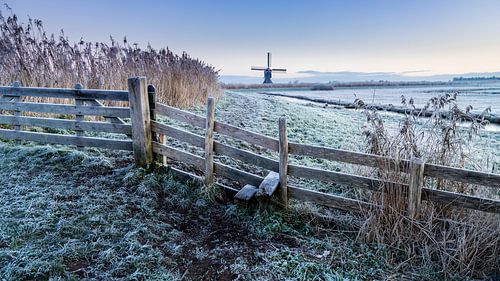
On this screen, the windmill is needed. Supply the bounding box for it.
[251,52,286,84]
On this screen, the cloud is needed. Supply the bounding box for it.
[399,70,430,75]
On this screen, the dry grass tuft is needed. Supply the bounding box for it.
[356,93,500,278]
[0,5,221,108]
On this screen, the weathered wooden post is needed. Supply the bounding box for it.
[147,84,161,162]
[407,157,425,219]
[278,117,289,208]
[127,77,153,166]
[74,83,84,150]
[204,97,215,185]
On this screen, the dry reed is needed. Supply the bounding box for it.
[0,5,221,108]
[356,94,499,278]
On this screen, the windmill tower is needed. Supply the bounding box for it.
[251,52,286,84]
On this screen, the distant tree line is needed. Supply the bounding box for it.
[453,76,500,81]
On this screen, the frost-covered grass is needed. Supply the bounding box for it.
[1,90,498,280]
[0,143,181,279]
[0,142,460,280]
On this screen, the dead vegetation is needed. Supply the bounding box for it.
[0,5,221,108]
[356,93,500,278]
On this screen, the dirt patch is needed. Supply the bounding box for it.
[155,196,269,280]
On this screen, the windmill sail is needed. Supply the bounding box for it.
[251,66,267,71]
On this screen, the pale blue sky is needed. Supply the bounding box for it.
[4,0,500,81]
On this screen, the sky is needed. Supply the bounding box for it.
[3,0,500,82]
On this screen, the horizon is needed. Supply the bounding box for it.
[3,0,500,83]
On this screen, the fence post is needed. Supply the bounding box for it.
[204,97,215,186]
[127,77,153,166]
[74,83,84,150]
[407,157,425,219]
[278,117,289,208]
[147,84,161,163]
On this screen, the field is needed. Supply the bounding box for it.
[219,87,500,169]
[233,82,500,114]
[0,141,406,280]
[1,88,499,280]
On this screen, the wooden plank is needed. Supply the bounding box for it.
[155,102,278,150]
[257,171,280,197]
[0,129,133,150]
[0,101,130,118]
[128,77,153,166]
[168,164,375,214]
[288,164,383,191]
[151,121,204,147]
[159,145,499,214]
[422,188,500,214]
[0,86,129,101]
[213,141,278,171]
[213,162,263,187]
[424,164,500,188]
[289,142,409,171]
[152,142,204,170]
[234,184,258,203]
[174,161,374,214]
[288,185,376,213]
[289,142,500,189]
[74,84,84,149]
[85,99,132,137]
[204,97,215,185]
[0,95,16,102]
[151,121,279,171]
[168,166,239,197]
[163,151,377,214]
[155,103,205,128]
[278,117,288,207]
[86,99,128,125]
[407,158,425,218]
[214,121,279,151]
[0,116,132,134]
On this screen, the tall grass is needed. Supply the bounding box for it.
[356,94,499,278]
[0,5,221,108]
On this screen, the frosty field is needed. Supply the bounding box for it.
[218,89,499,174]
[1,88,499,280]
[235,82,500,114]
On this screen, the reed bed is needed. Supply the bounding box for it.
[0,6,221,108]
[356,94,499,278]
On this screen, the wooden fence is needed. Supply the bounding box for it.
[0,81,132,150]
[1,77,499,217]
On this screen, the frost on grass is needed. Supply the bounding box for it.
[0,141,489,280]
[0,143,180,280]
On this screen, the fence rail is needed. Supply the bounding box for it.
[0,101,130,118]
[1,78,499,216]
[0,115,132,134]
[0,129,132,150]
[151,96,500,215]
[0,82,132,151]
[0,86,129,101]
